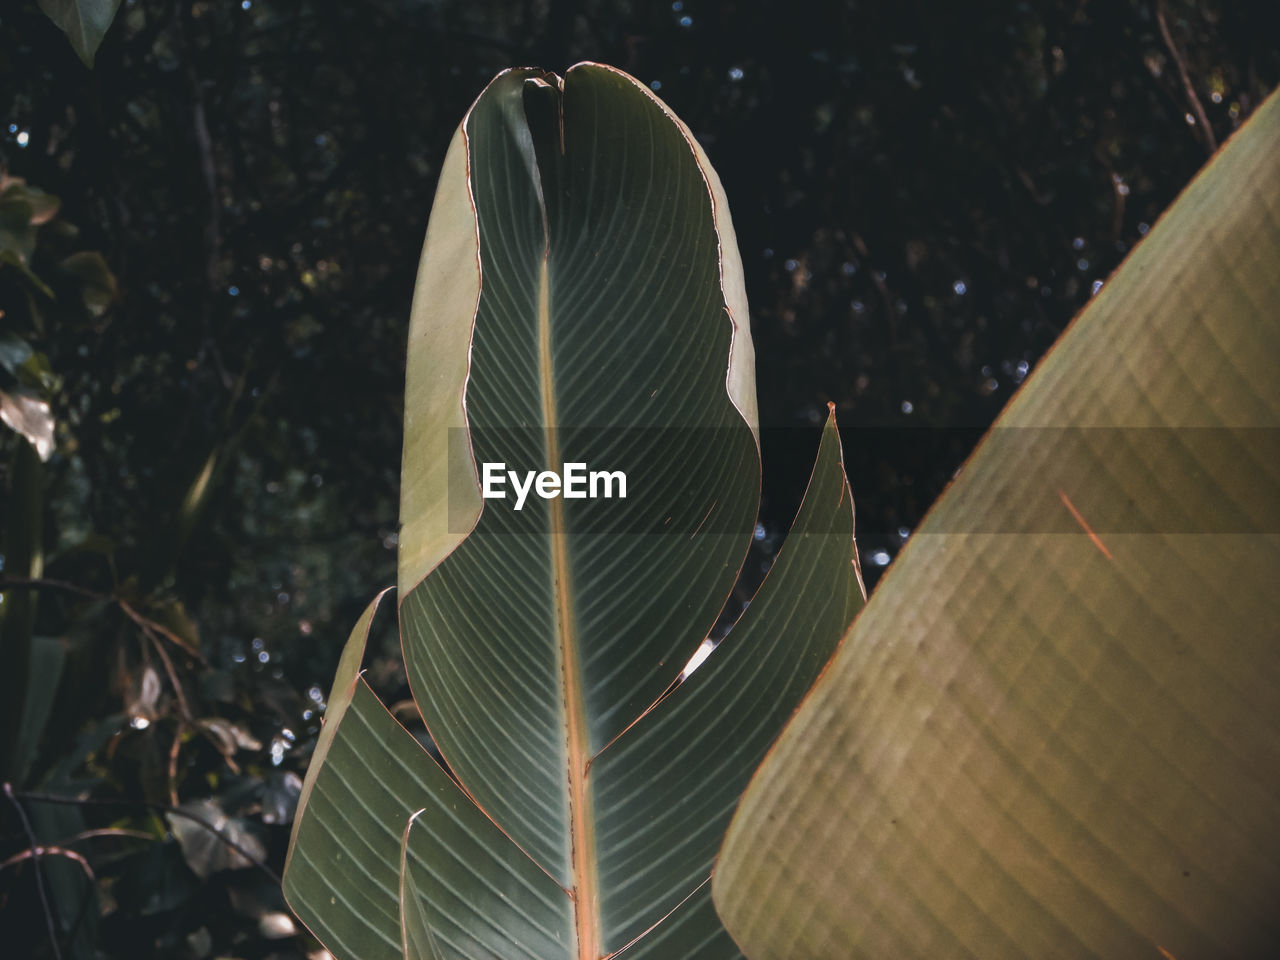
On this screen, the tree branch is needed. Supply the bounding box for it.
[10,788,282,886]
[4,782,64,960]
[1156,0,1217,155]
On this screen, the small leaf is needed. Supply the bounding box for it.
[0,249,56,298]
[0,386,55,461]
[18,351,57,393]
[0,196,39,263]
[168,798,266,878]
[261,770,302,825]
[60,250,118,316]
[125,664,161,725]
[0,329,34,376]
[200,717,263,755]
[0,177,60,224]
[259,911,299,940]
[37,0,124,68]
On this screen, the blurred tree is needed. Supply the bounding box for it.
[1,1,1276,957]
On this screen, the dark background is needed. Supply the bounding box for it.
[1,1,1276,957]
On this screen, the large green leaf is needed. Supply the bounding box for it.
[284,63,866,959]
[398,66,756,890]
[37,0,123,68]
[286,415,860,960]
[712,89,1280,958]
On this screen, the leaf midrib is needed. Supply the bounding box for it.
[537,247,600,960]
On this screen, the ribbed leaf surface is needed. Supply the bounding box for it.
[393,413,861,957]
[284,592,418,960]
[284,592,573,960]
[397,65,760,893]
[284,62,866,960]
[591,414,862,950]
[713,88,1280,960]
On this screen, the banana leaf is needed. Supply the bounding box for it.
[712,88,1280,960]
[284,63,866,960]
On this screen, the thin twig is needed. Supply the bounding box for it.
[11,789,282,886]
[2,829,159,883]
[57,827,156,845]
[0,576,100,601]
[0,577,206,664]
[4,782,65,960]
[118,598,203,661]
[1155,0,1217,154]
[167,723,185,808]
[0,845,95,882]
[133,617,193,722]
[4,577,242,790]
